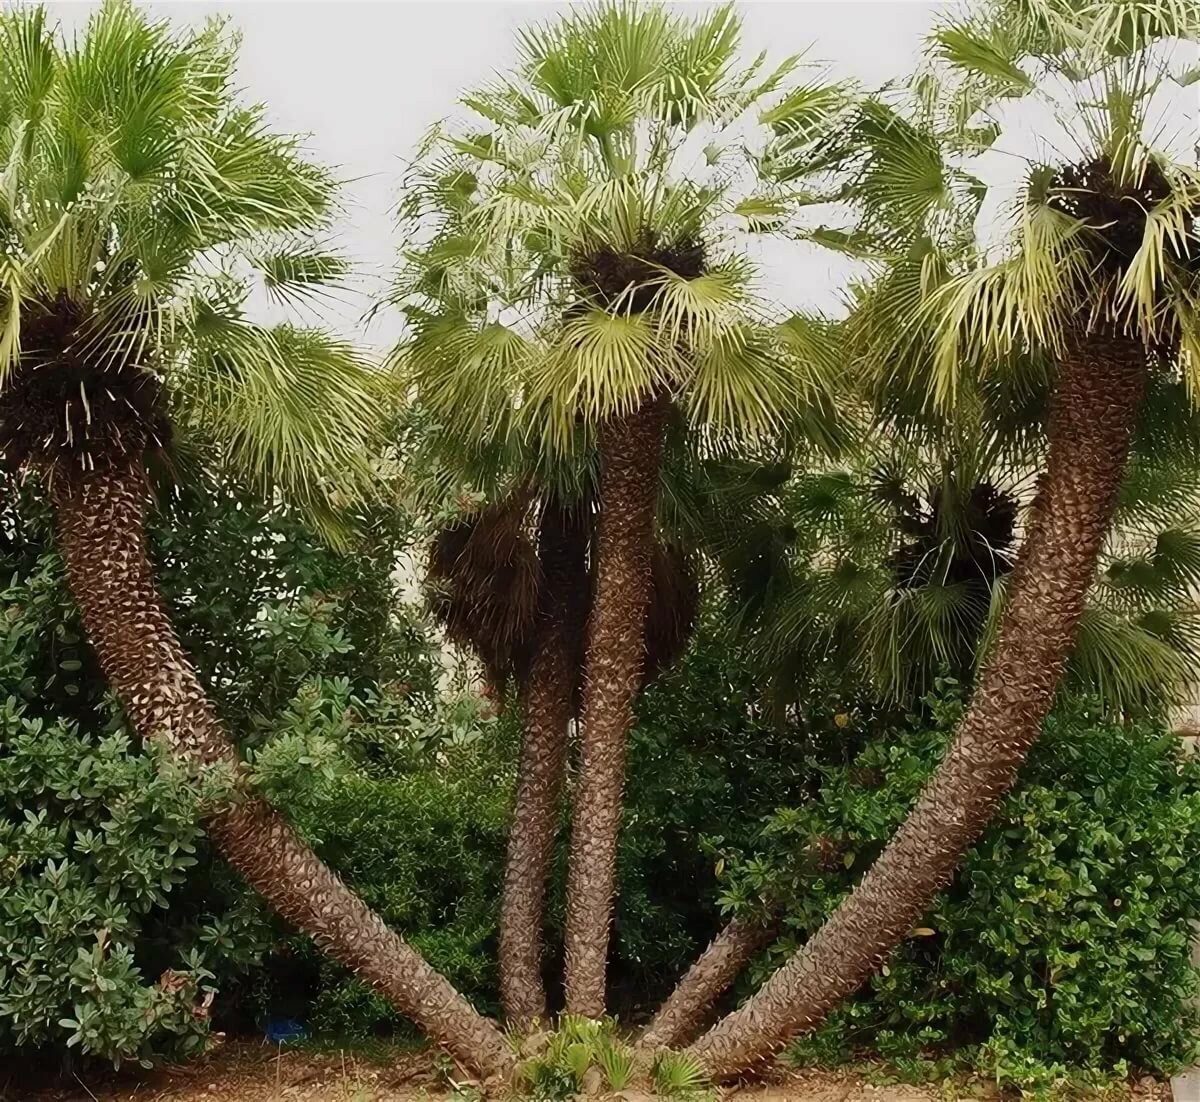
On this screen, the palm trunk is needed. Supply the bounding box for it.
[686,334,1146,1080]
[50,457,514,1085]
[639,914,780,1051]
[499,500,588,1028]
[564,397,667,1017]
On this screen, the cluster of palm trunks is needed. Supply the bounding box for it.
[3,4,1200,1090]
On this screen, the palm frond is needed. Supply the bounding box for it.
[178,320,384,542]
[1068,604,1195,715]
[0,0,364,516]
[927,196,1092,406]
[526,308,671,452]
[398,315,532,449]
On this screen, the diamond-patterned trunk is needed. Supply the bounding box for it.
[563,396,667,1017]
[499,499,589,1027]
[51,457,514,1084]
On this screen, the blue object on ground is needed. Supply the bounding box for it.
[264,1017,306,1043]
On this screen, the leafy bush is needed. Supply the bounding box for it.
[0,474,442,1064]
[722,684,1200,1089]
[0,701,240,1066]
[606,619,884,1005]
[270,726,514,1035]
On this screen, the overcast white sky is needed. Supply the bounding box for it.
[41,2,1199,349]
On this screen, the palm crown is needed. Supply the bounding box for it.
[0,1,381,525]
[725,385,1200,715]
[392,1,852,459]
[905,0,1200,405]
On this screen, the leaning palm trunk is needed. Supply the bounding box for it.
[686,334,1146,1080]
[51,456,514,1084]
[639,914,780,1051]
[564,397,666,1017]
[499,500,588,1028]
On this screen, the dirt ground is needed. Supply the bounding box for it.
[12,1040,1176,1102]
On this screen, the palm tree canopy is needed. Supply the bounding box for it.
[722,374,1200,717]
[0,0,383,530]
[746,0,1200,714]
[894,0,1200,406]
[391,0,853,460]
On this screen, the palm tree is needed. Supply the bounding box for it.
[400,399,768,1027]
[723,390,1200,719]
[0,2,513,1080]
[683,0,1200,1078]
[415,461,703,1026]
[395,0,850,1018]
[642,369,1200,1053]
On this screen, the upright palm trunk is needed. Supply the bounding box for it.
[564,397,666,1017]
[686,334,1146,1080]
[499,500,588,1028]
[50,457,514,1085]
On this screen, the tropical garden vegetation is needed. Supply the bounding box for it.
[2,0,1200,1098]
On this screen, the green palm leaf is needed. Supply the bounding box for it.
[0,1,382,531]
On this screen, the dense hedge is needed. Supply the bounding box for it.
[721,685,1200,1092]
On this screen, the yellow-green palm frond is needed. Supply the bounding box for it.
[1083,0,1200,59]
[682,322,801,444]
[176,318,385,545]
[256,245,351,310]
[396,314,534,449]
[926,193,1094,406]
[1116,167,1200,338]
[652,255,757,350]
[524,308,673,452]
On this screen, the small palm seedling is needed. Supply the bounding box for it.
[594,1035,638,1092]
[653,1050,716,1101]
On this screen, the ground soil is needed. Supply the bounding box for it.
[10,1041,1176,1102]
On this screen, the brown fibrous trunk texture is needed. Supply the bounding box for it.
[50,458,514,1085]
[564,397,667,1017]
[499,499,590,1028]
[638,914,780,1051]
[686,333,1147,1080]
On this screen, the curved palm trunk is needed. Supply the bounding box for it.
[687,334,1146,1080]
[639,914,780,1051]
[499,500,588,1028]
[50,457,514,1085]
[564,397,667,1017]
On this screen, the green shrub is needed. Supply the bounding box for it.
[607,620,884,1004]
[723,684,1200,1088]
[275,730,514,1035]
[0,474,442,1064]
[0,699,263,1065]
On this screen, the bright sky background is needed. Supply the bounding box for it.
[43,1,953,345]
[41,2,1199,349]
